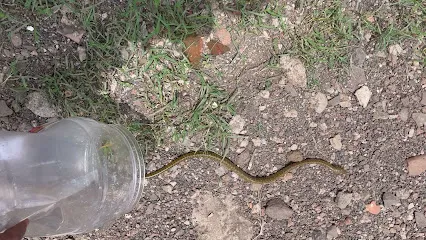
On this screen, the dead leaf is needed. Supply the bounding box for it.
[214,28,231,46]
[183,34,203,66]
[207,40,230,56]
[366,201,381,215]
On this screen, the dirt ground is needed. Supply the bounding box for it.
[1,0,426,239]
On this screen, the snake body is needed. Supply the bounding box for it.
[146,151,346,184]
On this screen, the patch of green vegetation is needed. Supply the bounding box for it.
[292,2,355,67]
[307,77,320,88]
[0,10,7,19]
[224,1,287,31]
[76,0,214,53]
[5,0,234,149]
[361,0,425,50]
[115,46,235,147]
[170,76,235,146]
[42,69,119,123]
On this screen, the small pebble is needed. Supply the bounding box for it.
[162,185,173,194]
[330,134,342,150]
[336,191,353,209]
[287,150,303,162]
[383,192,400,207]
[406,155,426,176]
[326,225,340,239]
[284,109,298,118]
[415,211,426,228]
[229,115,245,134]
[239,138,249,148]
[314,92,328,113]
[355,86,372,108]
[265,198,293,220]
[259,90,270,99]
[11,33,22,47]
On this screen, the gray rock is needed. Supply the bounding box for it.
[284,84,298,97]
[312,229,326,240]
[412,113,426,127]
[229,115,245,134]
[373,111,390,120]
[330,134,342,150]
[406,155,426,176]
[77,46,87,62]
[26,92,58,118]
[399,108,409,122]
[415,211,426,228]
[236,150,251,167]
[162,185,173,194]
[326,225,340,239]
[0,100,13,117]
[145,204,155,215]
[148,193,159,202]
[20,49,30,58]
[335,191,353,209]
[328,95,341,107]
[355,86,372,108]
[347,66,366,92]
[382,192,400,207]
[11,33,22,47]
[351,48,367,66]
[287,150,303,162]
[265,198,293,220]
[314,92,328,113]
[401,97,410,107]
[215,166,228,177]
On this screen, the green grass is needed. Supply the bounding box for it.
[362,0,425,50]
[225,1,287,32]
[171,76,235,146]
[114,46,235,148]
[2,0,234,150]
[291,2,356,68]
[42,69,120,123]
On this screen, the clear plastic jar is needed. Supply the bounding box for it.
[0,117,144,237]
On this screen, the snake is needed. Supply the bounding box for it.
[145,151,346,184]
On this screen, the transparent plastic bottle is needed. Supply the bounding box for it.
[0,117,144,237]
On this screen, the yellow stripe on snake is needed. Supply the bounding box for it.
[146,151,346,184]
